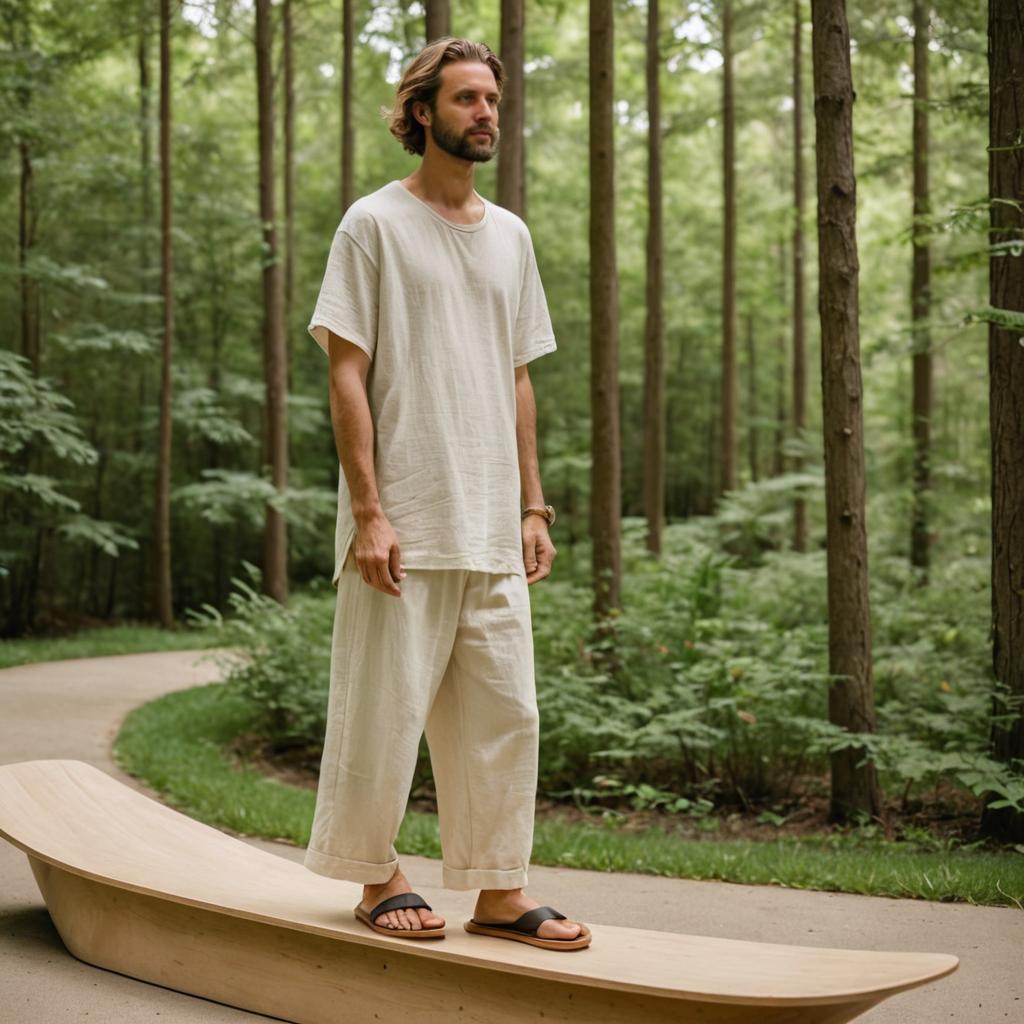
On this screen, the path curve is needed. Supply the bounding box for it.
[0,650,1019,1023]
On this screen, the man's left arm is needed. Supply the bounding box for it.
[515,363,556,585]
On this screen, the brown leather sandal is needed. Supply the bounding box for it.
[353,891,446,939]
[464,905,592,951]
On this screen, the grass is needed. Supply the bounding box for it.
[113,681,1024,909]
[0,622,221,670]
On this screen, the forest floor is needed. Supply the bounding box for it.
[228,734,990,851]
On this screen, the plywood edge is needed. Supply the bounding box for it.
[12,848,961,1009]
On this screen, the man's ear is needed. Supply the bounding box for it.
[413,100,431,127]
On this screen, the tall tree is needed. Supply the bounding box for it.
[810,0,882,823]
[497,0,525,218]
[773,238,787,478]
[136,0,155,612]
[909,0,933,578]
[642,0,665,555]
[255,0,289,603]
[155,0,174,626]
[340,0,354,214]
[792,0,808,551]
[720,0,737,496]
[981,0,1024,844]
[425,0,449,41]
[590,0,621,619]
[283,0,296,320]
[745,312,758,482]
[10,2,39,375]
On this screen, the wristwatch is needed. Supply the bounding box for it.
[521,504,556,526]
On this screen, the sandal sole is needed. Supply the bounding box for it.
[353,904,446,939]
[464,920,592,950]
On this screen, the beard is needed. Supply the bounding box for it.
[429,110,499,163]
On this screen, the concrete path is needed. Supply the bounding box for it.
[0,650,1019,1023]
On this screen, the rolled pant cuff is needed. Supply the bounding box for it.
[304,846,399,884]
[443,864,529,890]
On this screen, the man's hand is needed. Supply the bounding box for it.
[352,510,406,597]
[522,515,556,585]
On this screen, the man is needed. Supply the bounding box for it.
[303,37,590,952]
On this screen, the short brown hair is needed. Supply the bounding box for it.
[383,37,504,156]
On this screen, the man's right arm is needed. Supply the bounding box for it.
[327,330,405,596]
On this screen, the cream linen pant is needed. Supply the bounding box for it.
[304,547,540,890]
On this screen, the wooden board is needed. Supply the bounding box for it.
[0,759,959,1023]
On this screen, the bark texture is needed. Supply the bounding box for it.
[256,0,289,604]
[746,313,758,482]
[340,0,354,215]
[792,0,808,551]
[589,0,622,619]
[981,0,1024,843]
[910,0,933,577]
[155,0,174,627]
[283,0,296,319]
[810,0,882,823]
[720,0,737,495]
[497,0,526,219]
[642,0,666,555]
[425,0,450,41]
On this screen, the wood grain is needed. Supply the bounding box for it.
[0,759,959,1023]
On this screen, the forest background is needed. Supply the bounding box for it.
[3,0,1022,858]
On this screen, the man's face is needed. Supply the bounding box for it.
[422,61,501,163]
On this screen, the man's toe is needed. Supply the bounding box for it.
[538,919,581,939]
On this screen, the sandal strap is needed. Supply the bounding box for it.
[479,905,567,935]
[369,891,432,920]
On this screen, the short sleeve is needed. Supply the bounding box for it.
[307,225,379,360]
[512,237,557,368]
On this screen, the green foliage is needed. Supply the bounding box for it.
[712,471,823,566]
[174,387,256,447]
[186,564,334,751]
[174,471,276,528]
[0,350,96,466]
[0,351,137,594]
[114,678,1024,904]
[196,493,1020,830]
[1,0,992,638]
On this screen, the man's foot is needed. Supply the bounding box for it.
[473,888,582,940]
[360,866,445,931]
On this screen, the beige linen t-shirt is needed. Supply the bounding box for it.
[308,179,557,583]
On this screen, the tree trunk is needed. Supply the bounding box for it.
[981,0,1024,844]
[425,0,449,41]
[15,4,38,376]
[910,0,932,578]
[746,313,758,483]
[137,0,154,615]
[256,0,290,604]
[155,0,174,627]
[642,0,665,556]
[792,0,808,552]
[283,0,296,321]
[810,0,883,824]
[773,239,787,477]
[589,0,621,621]
[340,0,354,215]
[497,0,525,219]
[720,0,737,496]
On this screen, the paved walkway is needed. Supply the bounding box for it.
[0,650,1019,1022]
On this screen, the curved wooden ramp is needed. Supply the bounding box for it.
[0,759,957,1023]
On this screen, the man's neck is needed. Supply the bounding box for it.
[402,153,478,212]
